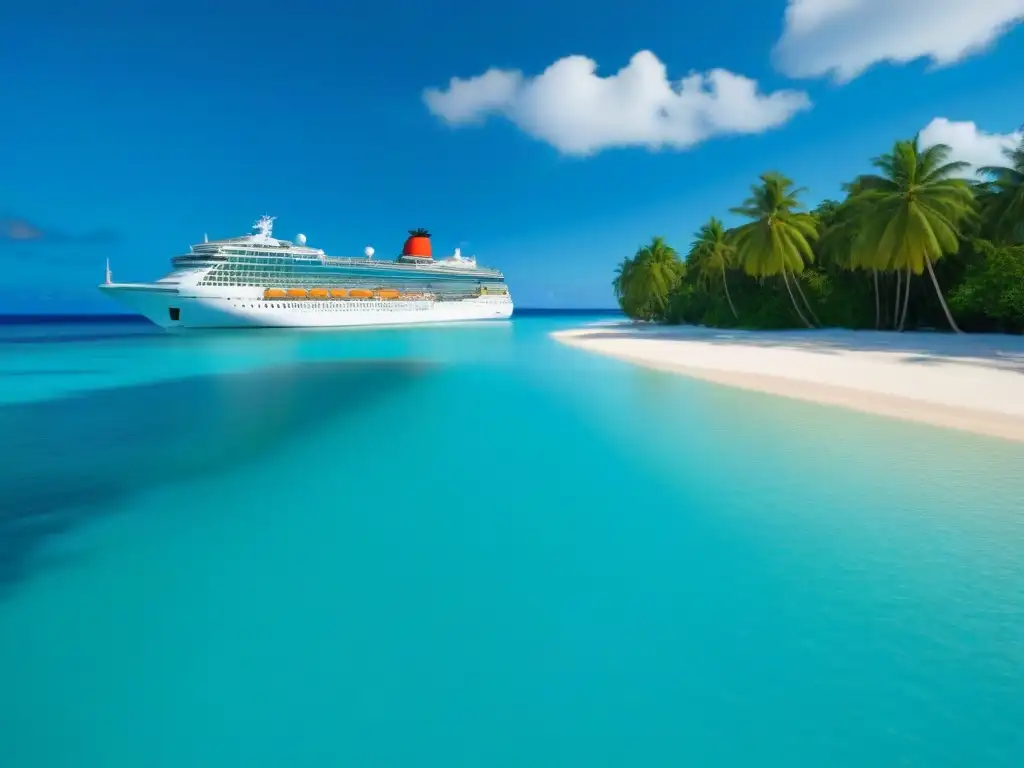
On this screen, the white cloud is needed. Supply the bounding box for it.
[919,118,1022,174]
[774,0,1024,82]
[422,50,811,156]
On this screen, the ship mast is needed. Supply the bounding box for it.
[253,215,277,240]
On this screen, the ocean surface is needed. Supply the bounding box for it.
[1,312,1023,767]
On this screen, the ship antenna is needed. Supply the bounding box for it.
[105,258,112,285]
[253,215,277,239]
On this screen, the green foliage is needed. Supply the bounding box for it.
[610,132,1024,335]
[948,241,1024,332]
[689,217,739,319]
[729,172,821,328]
[846,138,977,332]
[613,237,685,321]
[729,172,819,278]
[851,138,975,275]
[977,140,1024,245]
[690,218,734,285]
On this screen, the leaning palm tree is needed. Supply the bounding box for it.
[976,135,1024,245]
[689,217,739,319]
[851,137,976,333]
[627,236,684,319]
[729,172,821,328]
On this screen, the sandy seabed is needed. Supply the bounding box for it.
[553,324,1024,443]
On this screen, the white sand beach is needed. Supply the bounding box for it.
[553,324,1024,442]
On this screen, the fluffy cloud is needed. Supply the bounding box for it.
[774,0,1024,81]
[919,118,1022,174]
[423,51,811,156]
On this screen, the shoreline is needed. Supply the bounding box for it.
[552,325,1024,443]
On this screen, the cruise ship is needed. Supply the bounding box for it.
[98,216,513,329]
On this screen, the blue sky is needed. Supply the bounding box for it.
[2,0,1023,312]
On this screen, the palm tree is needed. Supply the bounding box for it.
[977,135,1024,245]
[729,172,821,328]
[627,237,684,319]
[612,255,651,319]
[689,217,739,319]
[818,188,884,328]
[851,137,976,333]
[612,256,635,305]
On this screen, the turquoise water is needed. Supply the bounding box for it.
[1,314,1023,767]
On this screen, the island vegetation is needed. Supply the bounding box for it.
[613,134,1024,334]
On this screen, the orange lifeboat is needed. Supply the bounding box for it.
[308,288,328,299]
[349,289,372,299]
[330,288,348,298]
[287,288,308,299]
[376,289,400,299]
[264,288,286,299]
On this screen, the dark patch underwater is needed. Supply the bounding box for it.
[0,358,436,594]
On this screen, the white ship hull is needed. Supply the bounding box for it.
[97,216,514,330]
[99,284,513,329]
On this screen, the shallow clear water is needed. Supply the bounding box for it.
[1,315,1023,767]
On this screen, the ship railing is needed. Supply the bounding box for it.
[320,256,502,276]
[255,289,503,301]
[435,291,496,301]
[172,254,227,265]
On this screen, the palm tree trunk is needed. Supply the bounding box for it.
[880,273,890,328]
[924,254,963,333]
[721,263,739,320]
[898,266,911,331]
[872,269,880,329]
[791,275,821,327]
[782,269,813,329]
[893,270,902,330]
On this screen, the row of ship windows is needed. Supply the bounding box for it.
[207,275,501,283]
[225,269,482,281]
[199,279,497,290]
[218,254,497,270]
[231,301,429,311]
[223,257,289,265]
[207,266,502,280]
[216,265,310,272]
[203,285,485,300]
[185,254,499,276]
[204,277,501,289]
